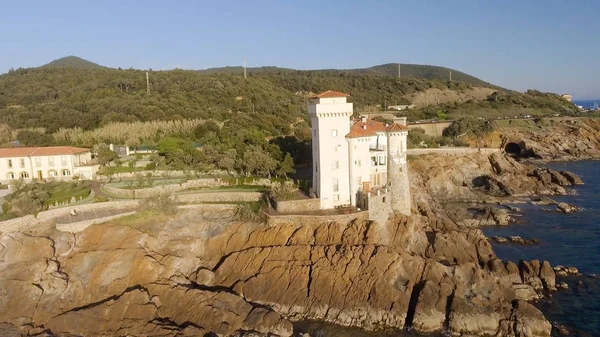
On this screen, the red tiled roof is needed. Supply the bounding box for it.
[386,123,408,132]
[311,90,350,99]
[346,119,387,138]
[346,119,408,138]
[0,146,90,158]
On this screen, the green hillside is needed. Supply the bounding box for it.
[41,56,107,69]
[200,63,491,87]
[0,57,579,141]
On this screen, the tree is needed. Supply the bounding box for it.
[94,144,118,166]
[218,149,237,174]
[243,146,277,178]
[277,153,296,178]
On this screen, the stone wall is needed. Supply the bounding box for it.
[407,121,454,137]
[265,211,368,227]
[102,178,279,199]
[0,200,140,233]
[407,147,500,156]
[176,192,263,203]
[274,198,320,213]
[367,191,393,242]
[56,211,137,233]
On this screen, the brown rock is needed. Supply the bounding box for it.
[560,170,584,185]
[539,261,556,291]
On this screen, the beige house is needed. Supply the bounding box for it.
[0,146,99,183]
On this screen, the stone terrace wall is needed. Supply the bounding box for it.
[265,211,368,227]
[407,147,500,156]
[274,198,320,213]
[176,192,263,203]
[103,178,277,199]
[0,200,139,233]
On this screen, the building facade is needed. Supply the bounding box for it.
[309,90,411,216]
[0,146,98,183]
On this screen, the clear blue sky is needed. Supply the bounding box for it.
[1,0,598,99]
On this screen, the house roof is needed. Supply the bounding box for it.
[386,123,409,132]
[346,119,408,138]
[311,90,350,99]
[0,146,90,158]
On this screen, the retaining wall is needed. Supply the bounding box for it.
[0,200,139,233]
[274,198,320,213]
[407,121,454,137]
[103,177,284,199]
[265,211,368,227]
[407,147,500,156]
[176,192,262,203]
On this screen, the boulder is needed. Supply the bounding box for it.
[539,261,556,291]
[560,171,584,185]
[557,202,582,213]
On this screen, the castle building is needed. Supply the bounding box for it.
[308,90,411,216]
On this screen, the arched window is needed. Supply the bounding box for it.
[20,172,29,178]
[48,170,58,177]
[6,172,14,180]
[61,169,71,176]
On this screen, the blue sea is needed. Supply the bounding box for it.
[483,161,600,336]
[573,99,600,109]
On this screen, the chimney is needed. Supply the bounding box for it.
[361,116,367,123]
[393,116,407,126]
[363,125,367,130]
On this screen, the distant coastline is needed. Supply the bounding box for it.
[573,99,600,108]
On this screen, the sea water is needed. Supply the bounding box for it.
[483,161,600,335]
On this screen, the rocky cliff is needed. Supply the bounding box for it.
[0,151,577,337]
[500,117,600,162]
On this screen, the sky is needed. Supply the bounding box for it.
[1,1,598,99]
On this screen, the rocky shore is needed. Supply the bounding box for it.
[0,151,585,337]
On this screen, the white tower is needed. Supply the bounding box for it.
[386,124,411,215]
[308,90,353,209]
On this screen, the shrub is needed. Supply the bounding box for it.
[269,182,297,201]
[95,196,110,203]
[140,194,177,215]
[234,200,266,222]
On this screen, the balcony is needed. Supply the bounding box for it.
[369,144,386,151]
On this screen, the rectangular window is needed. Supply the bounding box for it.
[48,157,55,167]
[19,159,25,168]
[333,194,340,202]
[331,129,338,137]
[7,159,12,168]
[332,177,339,192]
[61,156,68,166]
[35,157,41,167]
[332,160,339,170]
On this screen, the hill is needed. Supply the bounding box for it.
[0,61,580,146]
[41,56,107,69]
[199,63,493,88]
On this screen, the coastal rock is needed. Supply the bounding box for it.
[0,150,559,337]
[558,282,569,290]
[519,260,544,291]
[560,171,584,185]
[557,202,582,214]
[539,261,556,291]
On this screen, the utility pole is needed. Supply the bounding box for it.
[146,71,150,96]
[243,57,247,79]
[398,64,401,78]
[449,70,452,82]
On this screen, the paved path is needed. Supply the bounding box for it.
[55,206,137,224]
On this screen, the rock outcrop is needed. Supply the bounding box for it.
[500,117,600,162]
[0,151,564,337]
